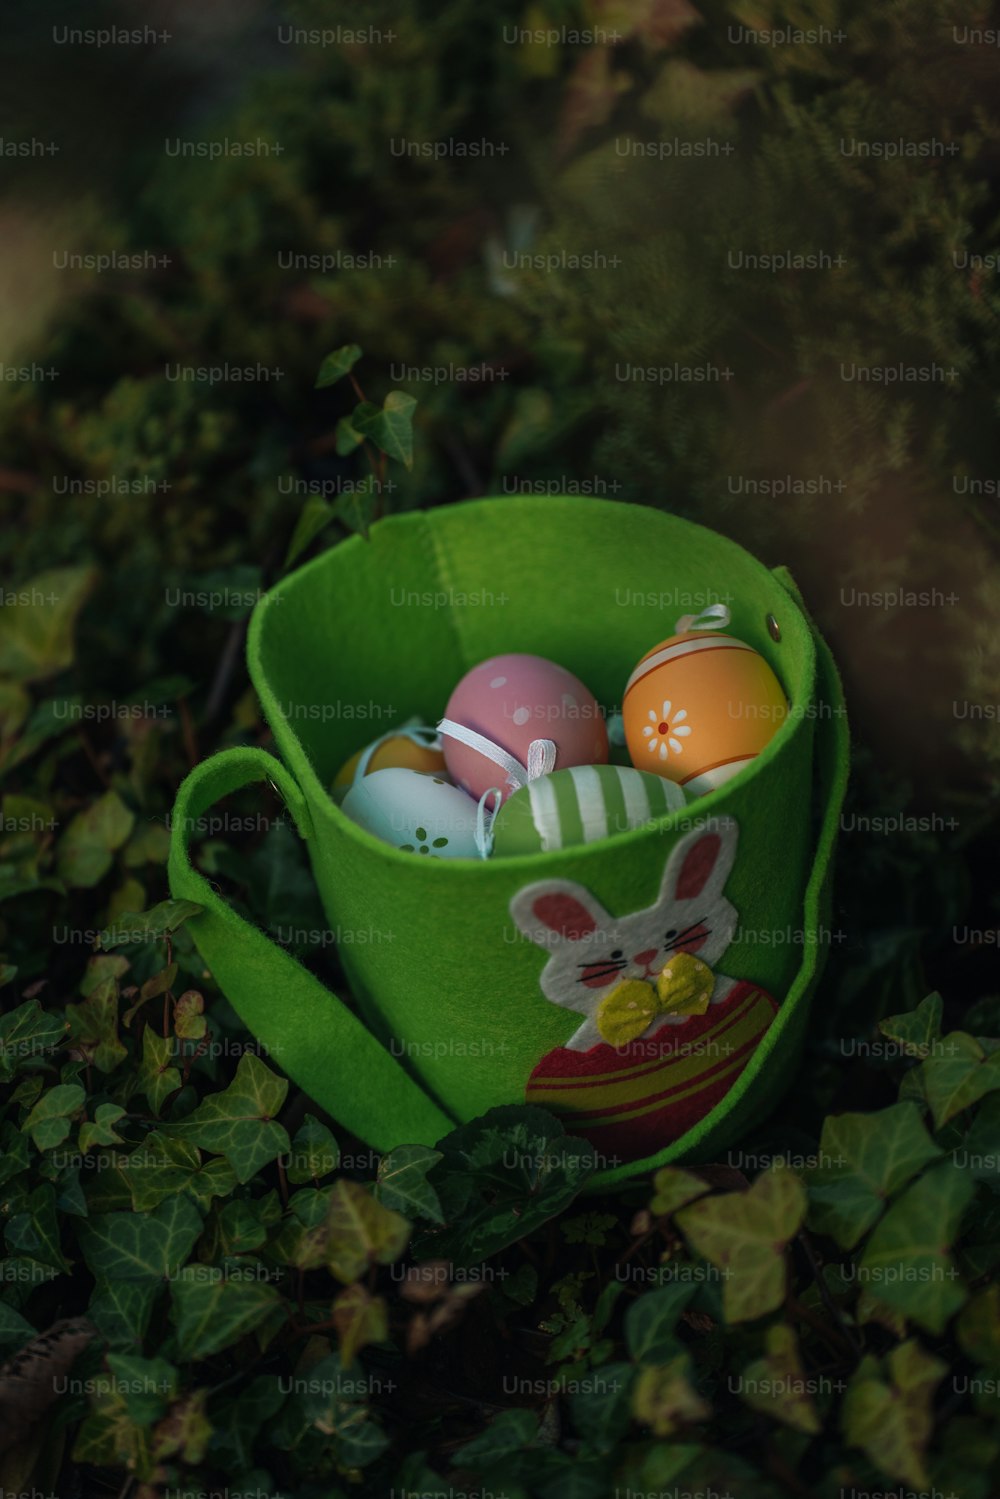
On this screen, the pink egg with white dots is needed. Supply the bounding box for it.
[441,653,609,803]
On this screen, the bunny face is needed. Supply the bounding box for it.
[510,817,740,1051]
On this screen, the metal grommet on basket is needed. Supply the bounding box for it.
[766,613,781,642]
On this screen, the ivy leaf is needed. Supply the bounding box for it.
[165,1052,290,1184]
[415,1106,597,1267]
[842,1341,946,1490]
[0,566,96,681]
[57,790,135,888]
[650,1166,712,1217]
[209,1376,285,1471]
[351,391,417,469]
[79,1103,127,1152]
[326,1179,410,1284]
[105,1352,177,1426]
[23,1083,86,1150]
[66,976,128,1073]
[737,1323,821,1434]
[173,989,206,1041]
[856,1286,906,1338]
[141,963,177,1006]
[71,1391,152,1475]
[455,1407,540,1464]
[315,344,362,388]
[331,483,379,540]
[286,1115,340,1184]
[5,1182,71,1272]
[921,1031,1000,1127]
[859,1162,973,1333]
[624,1283,696,1364]
[879,993,944,1058]
[334,414,365,456]
[269,1193,330,1271]
[88,1280,160,1350]
[11,1074,43,1109]
[568,1361,635,1455]
[78,1194,202,1283]
[0,694,81,783]
[213,1199,269,1256]
[958,1092,1000,1181]
[298,1353,389,1465]
[375,1145,444,1224]
[98,898,203,949]
[122,1132,237,1213]
[0,1121,30,1187]
[137,1028,182,1117]
[79,953,129,996]
[332,1283,389,1366]
[676,1165,806,1323]
[0,1303,36,1350]
[284,495,335,569]
[155,1388,213,1465]
[0,1000,66,1082]
[632,1353,711,1437]
[122,820,172,868]
[0,679,30,740]
[957,1285,1000,1367]
[803,1102,943,1249]
[170,1268,283,1360]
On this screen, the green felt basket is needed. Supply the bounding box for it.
[167,496,849,1185]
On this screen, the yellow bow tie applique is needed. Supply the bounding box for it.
[594,950,715,1046]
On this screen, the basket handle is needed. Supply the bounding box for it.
[167,746,455,1150]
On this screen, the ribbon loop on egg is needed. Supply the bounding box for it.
[525,738,557,780]
[437,718,557,793]
[674,602,732,635]
[474,786,503,859]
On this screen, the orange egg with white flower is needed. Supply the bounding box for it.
[622,629,787,796]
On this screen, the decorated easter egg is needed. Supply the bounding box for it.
[341,768,485,858]
[332,723,446,801]
[440,653,608,804]
[526,982,778,1159]
[623,630,786,797]
[491,764,685,857]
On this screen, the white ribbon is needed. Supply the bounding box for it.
[474,786,503,859]
[674,602,732,635]
[525,736,557,780]
[437,717,557,793]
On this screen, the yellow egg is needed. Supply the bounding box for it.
[623,630,787,796]
[333,729,447,798]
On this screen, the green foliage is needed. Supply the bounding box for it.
[0,956,998,1494]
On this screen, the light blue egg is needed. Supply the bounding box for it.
[341,767,483,858]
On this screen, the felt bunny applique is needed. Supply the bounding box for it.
[510,817,750,1053]
[510,817,779,1158]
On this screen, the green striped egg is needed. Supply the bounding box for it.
[491,764,686,856]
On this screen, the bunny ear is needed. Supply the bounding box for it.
[510,879,612,949]
[659,816,738,906]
